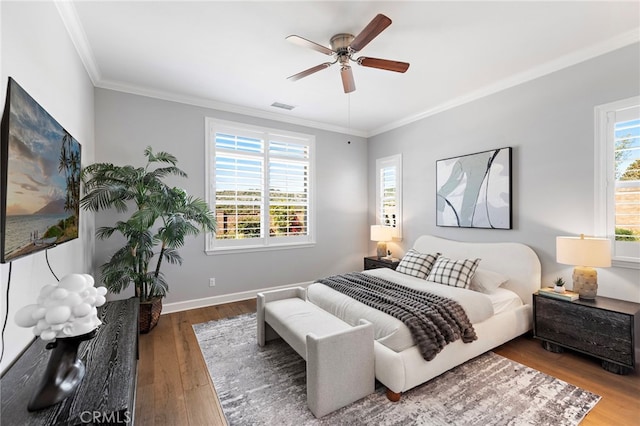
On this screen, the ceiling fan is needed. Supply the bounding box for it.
[286,14,410,94]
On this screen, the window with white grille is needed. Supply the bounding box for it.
[206,118,315,252]
[376,154,402,239]
[595,97,640,267]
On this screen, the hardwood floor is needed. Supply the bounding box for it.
[134,300,256,426]
[135,300,639,425]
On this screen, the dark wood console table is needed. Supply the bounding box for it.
[1,298,139,425]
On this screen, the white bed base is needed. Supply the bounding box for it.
[376,305,532,394]
[363,235,541,397]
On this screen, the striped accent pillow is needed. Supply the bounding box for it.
[396,249,440,279]
[426,257,481,288]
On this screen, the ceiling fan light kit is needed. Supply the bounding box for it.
[341,66,356,93]
[286,14,410,93]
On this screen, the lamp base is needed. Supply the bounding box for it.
[376,242,387,258]
[572,266,598,300]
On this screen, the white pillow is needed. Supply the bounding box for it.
[426,257,480,289]
[470,268,509,294]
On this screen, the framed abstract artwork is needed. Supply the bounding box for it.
[436,147,512,229]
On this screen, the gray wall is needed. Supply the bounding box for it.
[94,89,368,305]
[368,43,640,303]
[0,1,96,373]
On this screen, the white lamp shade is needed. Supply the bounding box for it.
[370,225,392,242]
[556,235,612,268]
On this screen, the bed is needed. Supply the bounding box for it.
[306,235,541,400]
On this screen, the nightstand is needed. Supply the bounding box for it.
[364,256,400,271]
[533,293,640,374]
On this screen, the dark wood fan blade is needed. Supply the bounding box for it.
[287,62,333,81]
[341,66,356,93]
[357,57,410,73]
[350,14,392,52]
[286,35,334,56]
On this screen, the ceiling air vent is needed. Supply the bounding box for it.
[271,102,295,110]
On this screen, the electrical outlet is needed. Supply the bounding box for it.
[209,278,216,287]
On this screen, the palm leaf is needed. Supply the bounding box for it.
[80,186,131,212]
[147,271,168,298]
[161,248,183,265]
[147,166,187,180]
[183,197,216,232]
[145,146,178,166]
[96,225,119,240]
[130,206,160,230]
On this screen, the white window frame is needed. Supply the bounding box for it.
[594,96,640,268]
[375,154,402,240]
[205,118,316,254]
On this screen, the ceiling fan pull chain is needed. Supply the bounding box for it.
[348,94,351,131]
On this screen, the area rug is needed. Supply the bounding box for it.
[193,313,600,425]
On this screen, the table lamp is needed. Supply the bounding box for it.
[556,234,611,299]
[371,225,393,258]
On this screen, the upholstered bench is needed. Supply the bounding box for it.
[257,287,375,418]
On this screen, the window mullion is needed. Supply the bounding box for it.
[606,111,616,240]
[264,134,271,245]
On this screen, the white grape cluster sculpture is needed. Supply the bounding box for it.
[15,274,107,341]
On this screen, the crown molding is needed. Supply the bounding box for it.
[54,0,101,85]
[96,79,369,138]
[369,28,640,137]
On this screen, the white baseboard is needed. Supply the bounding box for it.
[161,281,314,314]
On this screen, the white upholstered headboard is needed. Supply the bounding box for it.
[413,235,541,306]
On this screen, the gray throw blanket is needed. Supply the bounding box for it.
[316,272,477,361]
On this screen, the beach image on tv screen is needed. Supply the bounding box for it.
[2,78,81,262]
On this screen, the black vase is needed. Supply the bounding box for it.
[27,329,96,411]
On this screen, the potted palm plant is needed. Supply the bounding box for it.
[80,147,216,332]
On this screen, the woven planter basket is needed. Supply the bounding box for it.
[139,297,162,334]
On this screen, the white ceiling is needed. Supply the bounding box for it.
[60,1,640,137]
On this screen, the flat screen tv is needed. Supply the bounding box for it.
[0,77,81,263]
